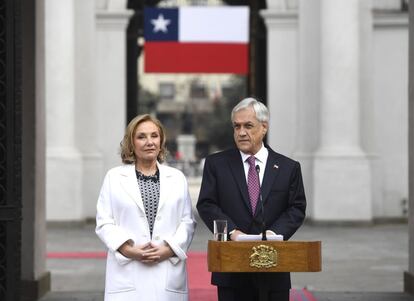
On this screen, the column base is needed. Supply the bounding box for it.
[294,153,316,217]
[47,149,83,220]
[313,154,372,221]
[21,271,51,301]
[405,271,414,295]
[81,152,104,218]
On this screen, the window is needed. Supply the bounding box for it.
[190,82,207,99]
[190,0,208,5]
[159,82,175,100]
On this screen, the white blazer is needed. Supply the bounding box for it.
[96,163,196,301]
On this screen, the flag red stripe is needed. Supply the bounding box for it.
[144,42,248,74]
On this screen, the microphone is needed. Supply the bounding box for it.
[255,165,267,241]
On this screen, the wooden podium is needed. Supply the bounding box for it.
[208,240,321,273]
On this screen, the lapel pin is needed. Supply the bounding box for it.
[273,164,279,169]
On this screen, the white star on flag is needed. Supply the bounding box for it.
[151,14,171,33]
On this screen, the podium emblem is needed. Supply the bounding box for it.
[249,245,277,268]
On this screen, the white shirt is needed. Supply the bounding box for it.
[239,144,268,185]
[237,145,277,236]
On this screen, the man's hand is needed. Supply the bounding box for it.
[229,229,245,241]
[266,230,277,236]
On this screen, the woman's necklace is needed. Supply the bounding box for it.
[135,169,159,182]
[135,162,157,176]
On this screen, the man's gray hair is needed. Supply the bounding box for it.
[231,97,269,123]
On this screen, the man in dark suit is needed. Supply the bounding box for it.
[197,97,306,301]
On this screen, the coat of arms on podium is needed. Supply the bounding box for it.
[249,245,278,268]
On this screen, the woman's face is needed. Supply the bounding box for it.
[133,120,161,163]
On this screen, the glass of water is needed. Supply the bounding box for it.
[213,220,228,241]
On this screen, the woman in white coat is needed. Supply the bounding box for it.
[96,114,196,301]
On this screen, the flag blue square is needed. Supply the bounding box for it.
[144,7,178,41]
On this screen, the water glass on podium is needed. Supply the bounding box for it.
[213,220,227,241]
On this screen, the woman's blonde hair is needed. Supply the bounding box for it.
[120,114,167,164]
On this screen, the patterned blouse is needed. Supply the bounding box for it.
[135,169,160,237]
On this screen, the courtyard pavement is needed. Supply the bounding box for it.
[38,212,413,301]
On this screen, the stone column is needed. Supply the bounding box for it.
[95,4,133,173]
[21,0,50,299]
[294,0,321,218]
[74,0,103,219]
[405,0,414,294]
[45,0,83,220]
[313,0,372,221]
[260,2,298,156]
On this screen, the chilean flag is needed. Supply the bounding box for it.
[144,6,249,74]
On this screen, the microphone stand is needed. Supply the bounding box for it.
[255,165,267,241]
[256,165,268,301]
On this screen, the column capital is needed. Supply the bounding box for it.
[265,0,297,11]
[260,8,298,28]
[96,0,128,10]
[260,9,298,27]
[96,10,134,30]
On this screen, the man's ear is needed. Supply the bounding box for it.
[262,122,269,136]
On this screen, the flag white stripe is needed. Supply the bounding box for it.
[179,7,249,43]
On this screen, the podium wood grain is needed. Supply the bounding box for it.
[207,240,321,272]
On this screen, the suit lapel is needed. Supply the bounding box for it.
[227,150,252,212]
[261,151,281,203]
[118,163,170,219]
[119,165,145,213]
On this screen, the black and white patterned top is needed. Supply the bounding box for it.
[136,169,160,237]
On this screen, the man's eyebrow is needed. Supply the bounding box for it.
[233,120,254,124]
[233,121,254,124]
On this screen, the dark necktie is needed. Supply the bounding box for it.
[247,156,259,214]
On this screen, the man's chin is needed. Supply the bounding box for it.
[237,145,252,154]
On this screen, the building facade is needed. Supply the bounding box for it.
[3,0,413,299]
[39,0,409,224]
